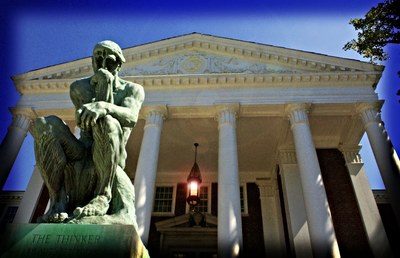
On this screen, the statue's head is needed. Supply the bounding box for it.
[92,40,126,74]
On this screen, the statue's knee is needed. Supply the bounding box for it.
[101,115,120,132]
[32,116,68,138]
[35,115,64,126]
[33,116,52,138]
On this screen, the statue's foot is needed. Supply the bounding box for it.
[73,195,109,219]
[37,212,68,223]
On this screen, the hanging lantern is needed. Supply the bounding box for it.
[186,143,202,207]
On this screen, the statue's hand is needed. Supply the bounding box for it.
[90,68,114,86]
[77,102,108,130]
[90,68,115,103]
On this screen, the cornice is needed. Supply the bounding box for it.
[12,58,93,83]
[15,71,381,95]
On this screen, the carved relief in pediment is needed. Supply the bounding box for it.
[119,51,302,76]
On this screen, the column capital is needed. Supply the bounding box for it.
[284,103,311,126]
[141,105,168,128]
[339,145,363,164]
[10,107,36,119]
[141,105,168,118]
[9,108,36,133]
[256,178,276,197]
[215,103,240,129]
[285,103,311,114]
[355,102,383,127]
[355,101,383,114]
[214,103,240,115]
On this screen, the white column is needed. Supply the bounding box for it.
[278,148,313,258]
[0,110,33,188]
[341,146,391,258]
[256,178,286,257]
[357,102,400,225]
[216,104,243,258]
[13,166,44,223]
[134,106,166,244]
[285,103,339,258]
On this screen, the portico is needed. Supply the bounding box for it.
[4,33,396,257]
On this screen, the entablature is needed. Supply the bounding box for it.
[15,71,381,95]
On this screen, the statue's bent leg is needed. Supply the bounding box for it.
[32,116,85,222]
[73,115,124,218]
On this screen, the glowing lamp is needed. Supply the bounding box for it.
[186,143,202,207]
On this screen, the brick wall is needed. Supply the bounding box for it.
[241,183,265,257]
[317,149,373,258]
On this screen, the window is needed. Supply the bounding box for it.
[153,186,175,215]
[187,185,210,214]
[240,185,248,215]
[240,186,244,213]
[185,184,247,215]
[195,186,209,213]
[1,206,18,224]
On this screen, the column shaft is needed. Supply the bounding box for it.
[341,147,391,258]
[0,112,32,189]
[217,107,243,258]
[286,104,339,257]
[358,103,400,225]
[134,109,165,244]
[278,149,313,258]
[257,179,286,257]
[13,166,44,223]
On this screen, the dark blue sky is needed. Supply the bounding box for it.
[1,0,397,190]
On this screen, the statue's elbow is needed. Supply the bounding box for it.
[126,118,137,128]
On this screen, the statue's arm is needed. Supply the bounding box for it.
[120,82,145,126]
[70,79,91,128]
[77,82,144,129]
[70,81,83,127]
[104,82,145,127]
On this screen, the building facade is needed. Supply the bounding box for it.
[2,33,399,257]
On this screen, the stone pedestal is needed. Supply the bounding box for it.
[0,224,149,258]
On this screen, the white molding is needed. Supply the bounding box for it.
[13,87,377,122]
[14,71,381,95]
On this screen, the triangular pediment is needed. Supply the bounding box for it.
[155,213,218,231]
[118,49,310,76]
[13,33,383,93]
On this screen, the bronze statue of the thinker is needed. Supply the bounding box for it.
[32,40,144,226]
